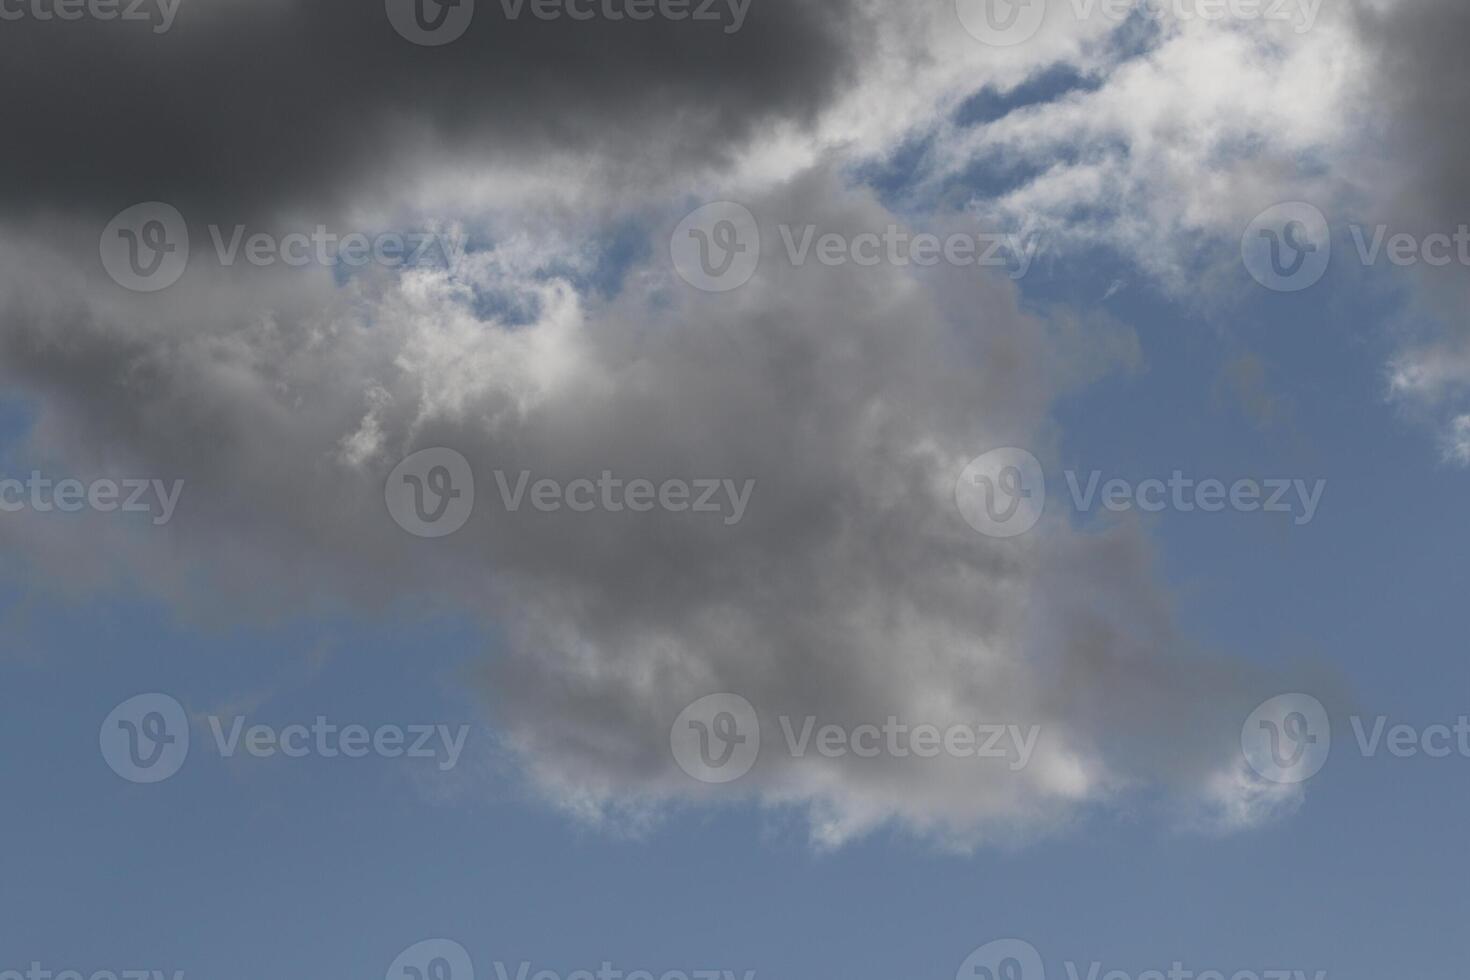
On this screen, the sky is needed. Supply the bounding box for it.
[2,0,1469,978]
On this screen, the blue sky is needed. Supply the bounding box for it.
[4,0,1470,978]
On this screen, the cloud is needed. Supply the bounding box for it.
[1348,0,1470,457]
[0,0,858,223]
[0,163,1297,848]
[880,0,1470,466]
[909,6,1369,293]
[0,2,1329,849]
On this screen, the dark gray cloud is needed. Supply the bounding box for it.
[1356,0,1470,232]
[1348,0,1470,451]
[0,0,860,222]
